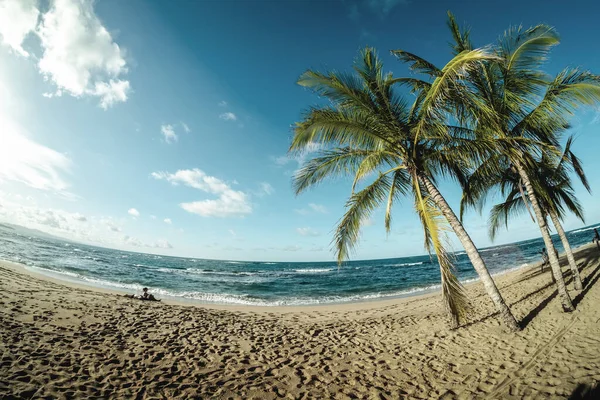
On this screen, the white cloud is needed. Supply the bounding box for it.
[218,100,227,107]
[34,0,130,108]
[257,182,274,197]
[93,80,130,109]
[152,168,252,218]
[296,227,320,237]
[0,113,72,195]
[164,218,172,224]
[104,219,121,232]
[150,215,156,219]
[72,213,87,222]
[295,203,328,215]
[128,208,140,217]
[273,155,292,166]
[181,122,190,133]
[274,141,321,169]
[180,191,251,218]
[219,112,237,121]
[153,239,172,249]
[0,194,173,252]
[276,245,302,252]
[309,203,327,213]
[0,0,40,57]
[160,124,178,144]
[361,217,375,227]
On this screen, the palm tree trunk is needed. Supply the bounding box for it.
[418,174,521,331]
[548,210,583,290]
[514,162,574,312]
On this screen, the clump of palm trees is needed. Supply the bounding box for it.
[290,12,600,331]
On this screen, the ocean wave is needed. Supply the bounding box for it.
[385,262,424,267]
[24,265,144,291]
[149,284,447,306]
[569,225,600,235]
[292,268,334,273]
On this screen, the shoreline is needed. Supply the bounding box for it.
[0,249,547,313]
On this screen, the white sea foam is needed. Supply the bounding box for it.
[385,262,424,267]
[570,225,600,235]
[292,268,334,273]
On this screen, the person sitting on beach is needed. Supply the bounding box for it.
[140,287,160,301]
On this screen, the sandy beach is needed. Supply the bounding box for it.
[1,245,600,399]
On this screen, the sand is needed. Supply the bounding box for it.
[1,245,600,399]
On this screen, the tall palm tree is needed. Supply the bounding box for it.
[291,47,521,330]
[435,13,600,311]
[462,136,590,290]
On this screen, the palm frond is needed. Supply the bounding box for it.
[390,50,442,77]
[446,11,472,55]
[293,147,398,194]
[488,194,527,240]
[414,178,469,325]
[334,173,393,264]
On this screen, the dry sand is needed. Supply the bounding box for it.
[1,245,600,399]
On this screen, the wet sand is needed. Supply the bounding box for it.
[1,244,599,399]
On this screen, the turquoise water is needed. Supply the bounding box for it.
[0,223,598,306]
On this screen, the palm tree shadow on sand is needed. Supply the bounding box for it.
[569,383,600,399]
[459,249,600,330]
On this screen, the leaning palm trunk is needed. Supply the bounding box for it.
[514,162,574,311]
[548,210,583,290]
[419,174,521,331]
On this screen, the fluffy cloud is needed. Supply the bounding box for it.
[164,218,172,224]
[128,208,140,217]
[154,239,173,249]
[72,213,87,222]
[151,168,252,218]
[296,227,320,237]
[0,0,39,57]
[294,203,328,215]
[274,141,321,169]
[160,124,178,144]
[219,112,237,121]
[0,194,173,252]
[0,0,130,108]
[0,113,72,195]
[36,0,130,108]
[104,219,121,232]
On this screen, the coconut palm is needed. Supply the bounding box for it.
[436,13,600,311]
[291,47,521,330]
[461,136,590,290]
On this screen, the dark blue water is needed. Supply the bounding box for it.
[0,223,598,306]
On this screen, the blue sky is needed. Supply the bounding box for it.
[1,0,599,261]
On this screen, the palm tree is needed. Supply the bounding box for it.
[462,136,590,290]
[437,13,600,311]
[291,47,521,330]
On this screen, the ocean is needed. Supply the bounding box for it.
[1,222,598,306]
